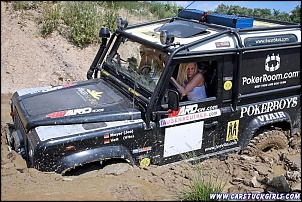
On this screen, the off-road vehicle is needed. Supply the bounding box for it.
[6,9,301,174]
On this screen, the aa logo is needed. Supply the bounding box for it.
[226,120,239,141]
[87,89,103,100]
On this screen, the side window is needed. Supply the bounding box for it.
[173,60,218,102]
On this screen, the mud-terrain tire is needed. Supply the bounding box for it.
[244,130,289,156]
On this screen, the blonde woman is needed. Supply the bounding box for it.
[171,62,207,101]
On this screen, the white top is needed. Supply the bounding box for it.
[182,83,207,101]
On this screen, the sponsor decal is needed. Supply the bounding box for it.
[226,120,239,141]
[240,97,298,118]
[204,120,238,152]
[257,111,286,122]
[132,146,152,154]
[224,80,232,90]
[110,129,134,137]
[102,130,135,143]
[205,141,237,152]
[87,89,102,100]
[45,107,104,118]
[160,109,221,127]
[30,83,76,94]
[242,52,300,89]
[242,71,300,86]
[123,135,134,140]
[77,87,103,105]
[265,53,280,72]
[215,41,230,48]
[168,104,218,117]
[140,158,151,167]
[244,34,297,47]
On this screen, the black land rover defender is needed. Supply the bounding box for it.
[6,9,301,174]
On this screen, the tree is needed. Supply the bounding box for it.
[214,4,300,23]
[290,5,300,23]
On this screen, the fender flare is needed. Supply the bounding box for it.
[56,145,134,174]
[240,111,292,149]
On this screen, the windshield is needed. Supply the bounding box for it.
[106,37,169,92]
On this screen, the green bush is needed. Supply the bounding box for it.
[12,1,40,10]
[102,2,118,33]
[40,2,61,37]
[61,1,103,47]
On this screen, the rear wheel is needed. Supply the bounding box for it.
[243,130,289,156]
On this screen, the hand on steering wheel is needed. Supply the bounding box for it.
[169,78,182,99]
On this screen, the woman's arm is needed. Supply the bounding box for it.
[171,73,204,97]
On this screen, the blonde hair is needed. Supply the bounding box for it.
[176,62,198,85]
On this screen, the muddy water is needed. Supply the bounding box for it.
[1,93,13,124]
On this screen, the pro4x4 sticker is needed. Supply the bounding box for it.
[46,107,104,118]
[168,104,218,117]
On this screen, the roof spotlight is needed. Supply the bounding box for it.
[160,30,174,45]
[99,27,110,38]
[116,17,128,30]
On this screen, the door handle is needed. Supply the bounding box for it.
[204,121,218,129]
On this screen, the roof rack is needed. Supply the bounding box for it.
[178,9,254,28]
[177,9,300,29]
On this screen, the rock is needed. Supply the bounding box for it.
[290,182,301,192]
[239,155,255,161]
[250,176,261,188]
[253,165,271,175]
[268,175,291,192]
[285,171,301,181]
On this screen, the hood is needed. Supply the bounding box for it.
[12,79,142,130]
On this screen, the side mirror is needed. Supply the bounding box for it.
[168,90,179,111]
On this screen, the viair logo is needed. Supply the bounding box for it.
[257,111,286,122]
[240,97,298,118]
[265,53,280,72]
[87,89,103,100]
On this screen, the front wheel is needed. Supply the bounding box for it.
[243,130,289,156]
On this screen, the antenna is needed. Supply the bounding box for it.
[177,1,195,17]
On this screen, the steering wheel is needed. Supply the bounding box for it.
[168,78,183,99]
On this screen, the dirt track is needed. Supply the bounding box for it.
[1,2,301,201]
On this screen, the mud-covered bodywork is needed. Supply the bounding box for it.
[8,79,152,173]
[6,9,301,174]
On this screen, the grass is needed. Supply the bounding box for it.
[178,151,226,201]
[179,167,226,201]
